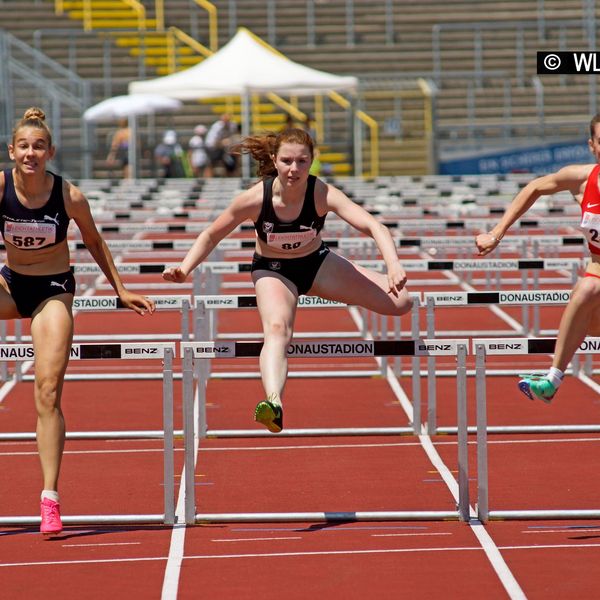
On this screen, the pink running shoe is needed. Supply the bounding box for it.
[40,497,62,535]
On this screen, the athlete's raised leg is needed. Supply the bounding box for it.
[309,251,413,315]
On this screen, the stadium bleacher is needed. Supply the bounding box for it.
[0,0,597,179]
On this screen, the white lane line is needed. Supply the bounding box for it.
[576,372,600,394]
[349,297,526,600]
[161,379,200,600]
[522,528,600,535]
[3,541,600,568]
[371,532,452,538]
[212,537,302,543]
[62,542,141,548]
[3,436,600,458]
[0,556,165,568]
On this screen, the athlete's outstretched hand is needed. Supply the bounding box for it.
[162,266,188,283]
[475,232,501,256]
[387,262,407,296]
[119,290,155,316]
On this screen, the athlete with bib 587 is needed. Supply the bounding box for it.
[1,108,155,535]
[475,114,600,404]
[163,127,413,433]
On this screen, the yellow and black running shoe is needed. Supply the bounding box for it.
[254,400,283,433]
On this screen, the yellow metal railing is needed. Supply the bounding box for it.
[153,0,217,48]
[155,0,164,30]
[122,0,146,30]
[357,110,379,178]
[329,90,379,178]
[192,0,218,52]
[166,27,212,73]
[55,0,146,32]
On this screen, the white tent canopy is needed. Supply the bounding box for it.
[129,28,357,99]
[129,28,359,177]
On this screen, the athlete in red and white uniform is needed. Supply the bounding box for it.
[475,114,600,402]
[579,163,600,257]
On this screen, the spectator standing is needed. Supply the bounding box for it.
[205,114,238,177]
[188,124,209,178]
[154,130,186,178]
[106,118,130,178]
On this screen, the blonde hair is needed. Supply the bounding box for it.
[12,107,52,146]
[233,127,314,178]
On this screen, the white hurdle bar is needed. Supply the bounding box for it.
[196,257,581,306]
[424,288,575,338]
[179,340,470,524]
[0,295,194,383]
[0,343,177,526]
[475,337,600,522]
[191,293,422,347]
[58,233,587,254]
[70,257,584,277]
[83,215,580,235]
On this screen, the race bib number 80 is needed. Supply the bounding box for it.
[267,229,316,250]
[4,221,56,249]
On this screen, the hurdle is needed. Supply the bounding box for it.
[423,288,574,340]
[474,337,600,522]
[421,291,600,435]
[191,292,423,348]
[0,295,193,385]
[0,343,177,526]
[196,255,582,302]
[0,342,179,443]
[49,233,586,261]
[64,215,581,241]
[179,339,470,524]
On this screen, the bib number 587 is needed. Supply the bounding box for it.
[12,235,45,247]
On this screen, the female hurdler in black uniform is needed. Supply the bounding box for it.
[1,107,155,534]
[163,128,413,432]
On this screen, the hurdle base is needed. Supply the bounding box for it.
[0,514,168,527]
[194,511,461,523]
[210,370,382,379]
[436,424,600,435]
[206,427,416,438]
[487,509,600,520]
[0,430,184,441]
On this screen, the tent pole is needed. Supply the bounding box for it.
[352,99,362,178]
[128,114,138,180]
[241,91,251,180]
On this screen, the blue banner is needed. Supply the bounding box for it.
[440,140,590,175]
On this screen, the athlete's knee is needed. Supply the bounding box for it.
[389,290,413,316]
[34,377,61,414]
[573,277,600,304]
[263,318,293,341]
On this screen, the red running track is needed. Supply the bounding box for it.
[1,242,600,599]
